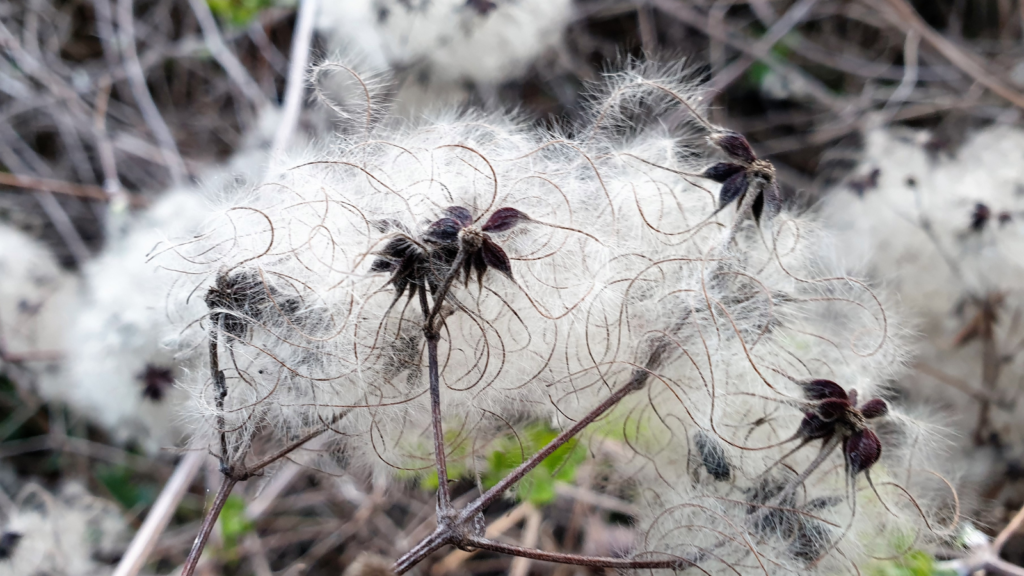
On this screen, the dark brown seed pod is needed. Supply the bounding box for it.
[859,398,889,419]
[480,238,513,280]
[802,379,848,401]
[205,269,276,338]
[702,130,782,225]
[793,379,890,476]
[481,207,529,233]
[703,162,746,184]
[797,413,833,440]
[718,171,748,209]
[424,217,464,244]
[466,0,498,15]
[372,206,522,295]
[710,130,757,164]
[971,202,991,231]
[844,429,882,476]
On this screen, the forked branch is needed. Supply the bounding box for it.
[392,339,669,574]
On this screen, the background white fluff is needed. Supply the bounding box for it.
[59,108,290,453]
[317,0,573,111]
[0,482,130,576]
[821,124,1024,525]
[0,224,75,398]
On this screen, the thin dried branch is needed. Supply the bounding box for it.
[115,0,188,183]
[270,0,320,159]
[180,475,238,576]
[113,451,206,576]
[705,0,822,94]
[187,0,271,108]
[877,0,1024,109]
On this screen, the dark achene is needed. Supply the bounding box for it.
[702,130,781,225]
[371,206,526,303]
[797,379,888,476]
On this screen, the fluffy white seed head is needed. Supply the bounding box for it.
[821,124,1024,521]
[56,106,306,453]
[62,190,213,452]
[317,0,573,111]
[0,482,130,576]
[160,61,952,572]
[602,213,952,574]
[0,224,75,396]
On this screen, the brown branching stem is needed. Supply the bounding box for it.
[392,338,670,574]
[210,318,229,471]
[462,361,656,520]
[425,249,468,335]
[179,416,342,576]
[464,537,696,570]
[969,296,1002,446]
[182,314,345,576]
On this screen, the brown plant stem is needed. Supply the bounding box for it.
[392,341,669,575]
[941,503,1024,576]
[181,476,238,576]
[464,537,696,570]
[178,421,340,576]
[425,249,468,334]
[973,297,1001,445]
[419,287,452,511]
[210,319,229,470]
[461,366,649,521]
[182,305,345,576]
[994,500,1024,551]
[393,531,450,574]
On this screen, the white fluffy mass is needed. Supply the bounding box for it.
[318,0,572,110]
[822,124,1024,522]
[61,189,212,452]
[59,109,287,453]
[158,61,953,574]
[0,482,130,576]
[0,224,75,394]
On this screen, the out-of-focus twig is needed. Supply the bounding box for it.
[187,0,270,108]
[431,503,535,575]
[882,29,921,116]
[939,505,1024,576]
[115,0,188,183]
[113,451,206,576]
[877,0,1024,109]
[0,172,114,202]
[650,0,846,111]
[508,505,543,576]
[270,0,320,160]
[705,0,821,94]
[34,191,91,266]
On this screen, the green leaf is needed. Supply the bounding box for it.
[868,549,953,576]
[95,464,157,510]
[207,0,275,26]
[220,494,255,552]
[481,422,585,506]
